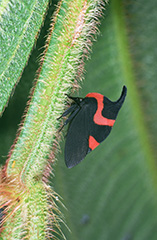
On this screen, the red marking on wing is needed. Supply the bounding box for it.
[89,135,99,150]
[86,93,115,126]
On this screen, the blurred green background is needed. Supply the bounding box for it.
[0,0,157,239]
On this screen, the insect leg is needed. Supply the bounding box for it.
[57,104,77,120]
[58,107,80,132]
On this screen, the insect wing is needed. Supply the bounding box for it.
[65,99,96,168]
[64,86,127,168]
[88,124,112,151]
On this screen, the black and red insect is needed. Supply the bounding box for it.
[58,86,127,168]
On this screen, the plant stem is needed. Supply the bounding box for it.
[0,0,106,239]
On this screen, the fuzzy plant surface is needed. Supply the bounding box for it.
[0,0,107,239]
[0,0,50,115]
[0,0,157,240]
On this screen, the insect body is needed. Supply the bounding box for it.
[59,86,127,168]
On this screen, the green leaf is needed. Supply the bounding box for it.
[0,0,49,115]
[54,0,157,239]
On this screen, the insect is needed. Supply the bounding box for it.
[58,86,127,168]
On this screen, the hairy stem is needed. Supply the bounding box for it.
[0,0,106,239]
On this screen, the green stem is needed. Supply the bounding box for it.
[0,0,106,239]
